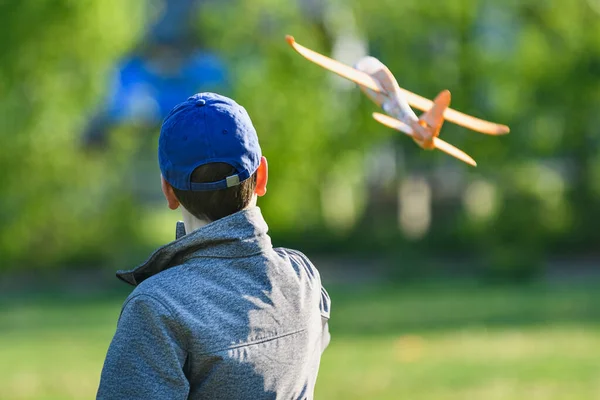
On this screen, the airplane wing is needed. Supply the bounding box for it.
[372,112,477,167]
[286,35,509,136]
[399,88,509,135]
[286,35,383,93]
[372,111,414,135]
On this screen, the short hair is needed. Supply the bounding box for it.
[172,163,258,222]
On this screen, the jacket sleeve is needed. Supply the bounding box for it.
[97,294,189,400]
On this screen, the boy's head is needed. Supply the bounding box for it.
[158,93,267,222]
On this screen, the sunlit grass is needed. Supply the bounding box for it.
[317,328,600,400]
[0,282,598,399]
[0,298,121,400]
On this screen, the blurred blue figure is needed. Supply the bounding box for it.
[107,47,227,123]
[83,43,228,147]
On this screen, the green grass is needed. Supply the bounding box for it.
[1,282,599,399]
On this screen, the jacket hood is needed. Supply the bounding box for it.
[116,207,272,286]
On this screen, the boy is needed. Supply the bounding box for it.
[97,93,331,399]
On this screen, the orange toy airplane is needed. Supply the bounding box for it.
[285,35,510,166]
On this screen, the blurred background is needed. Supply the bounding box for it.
[1,0,599,398]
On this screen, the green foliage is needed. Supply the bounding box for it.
[0,0,150,269]
[2,0,600,275]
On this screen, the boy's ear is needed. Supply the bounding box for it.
[255,156,268,197]
[161,176,181,210]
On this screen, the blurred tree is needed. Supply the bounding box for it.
[2,0,600,279]
[0,0,151,269]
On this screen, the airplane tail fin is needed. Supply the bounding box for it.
[418,90,451,138]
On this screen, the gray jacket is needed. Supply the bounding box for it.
[97,207,331,400]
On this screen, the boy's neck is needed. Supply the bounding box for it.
[180,196,259,235]
[181,209,211,234]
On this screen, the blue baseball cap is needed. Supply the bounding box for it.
[158,92,262,191]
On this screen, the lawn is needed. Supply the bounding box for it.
[0,282,599,399]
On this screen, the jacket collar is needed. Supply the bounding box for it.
[116,207,272,286]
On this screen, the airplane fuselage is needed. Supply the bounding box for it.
[354,57,435,148]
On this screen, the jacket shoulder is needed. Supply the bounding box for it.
[274,247,317,275]
[274,247,331,320]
